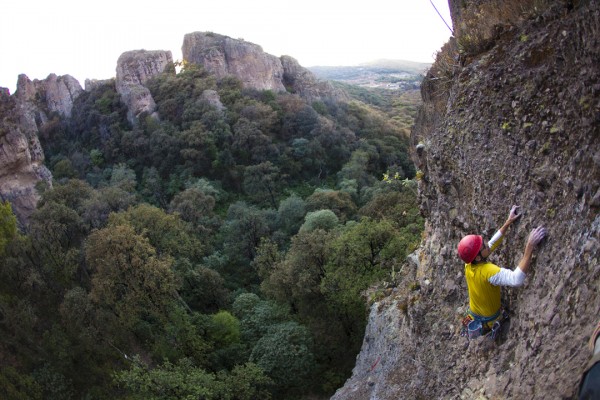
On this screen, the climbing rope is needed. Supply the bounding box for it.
[429,0,454,35]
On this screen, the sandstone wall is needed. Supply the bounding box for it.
[333,2,599,399]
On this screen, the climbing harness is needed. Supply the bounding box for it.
[461,308,508,340]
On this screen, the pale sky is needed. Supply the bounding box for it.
[0,0,453,94]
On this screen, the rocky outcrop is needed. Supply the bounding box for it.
[201,89,225,113]
[281,56,349,103]
[183,32,286,92]
[182,32,346,102]
[0,72,83,224]
[115,50,173,124]
[14,73,83,119]
[85,78,114,91]
[333,2,599,399]
[0,81,53,225]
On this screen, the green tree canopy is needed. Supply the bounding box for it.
[85,223,176,330]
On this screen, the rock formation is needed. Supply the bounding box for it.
[115,50,173,124]
[333,2,599,399]
[182,32,286,92]
[0,75,63,225]
[182,32,347,102]
[281,55,348,103]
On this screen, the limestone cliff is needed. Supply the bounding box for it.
[115,50,173,124]
[333,2,599,399]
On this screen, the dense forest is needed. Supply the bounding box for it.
[0,63,423,399]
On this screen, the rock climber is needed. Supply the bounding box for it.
[457,205,546,339]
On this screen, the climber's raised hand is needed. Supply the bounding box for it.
[527,226,546,247]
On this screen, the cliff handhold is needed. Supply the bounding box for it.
[182,32,286,92]
[116,50,173,124]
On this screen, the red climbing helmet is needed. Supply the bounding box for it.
[457,235,483,263]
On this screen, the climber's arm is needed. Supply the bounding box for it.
[516,226,546,274]
[488,226,547,286]
[499,205,521,236]
[488,206,521,253]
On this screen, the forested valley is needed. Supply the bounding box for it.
[0,63,423,399]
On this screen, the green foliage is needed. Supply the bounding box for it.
[306,189,357,222]
[276,194,307,236]
[115,357,272,400]
[209,310,241,347]
[243,161,282,208]
[0,201,17,255]
[4,57,423,399]
[90,149,103,167]
[250,322,315,391]
[0,367,42,400]
[177,263,229,314]
[110,204,204,261]
[299,209,339,233]
[85,223,176,331]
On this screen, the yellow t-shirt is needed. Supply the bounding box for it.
[464,232,504,317]
[465,261,501,317]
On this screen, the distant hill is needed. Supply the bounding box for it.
[309,59,431,90]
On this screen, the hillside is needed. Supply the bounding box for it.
[0,32,422,399]
[309,60,429,90]
[332,1,599,399]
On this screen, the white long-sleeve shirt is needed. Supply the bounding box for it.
[486,230,526,287]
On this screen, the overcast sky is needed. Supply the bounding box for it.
[0,0,453,93]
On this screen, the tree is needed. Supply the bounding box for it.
[85,223,176,330]
[219,202,275,273]
[276,194,306,236]
[231,118,276,164]
[168,187,216,229]
[178,265,229,314]
[299,209,339,233]
[109,163,137,192]
[232,294,290,346]
[0,201,17,256]
[305,189,357,223]
[109,204,204,261]
[243,161,282,208]
[115,358,271,400]
[320,218,401,326]
[260,229,333,312]
[209,310,240,347]
[250,322,315,394]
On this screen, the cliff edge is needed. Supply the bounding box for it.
[333,2,599,399]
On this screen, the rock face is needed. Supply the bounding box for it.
[182,32,347,102]
[115,50,173,124]
[0,75,65,225]
[281,56,349,103]
[183,32,286,92]
[333,2,599,399]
